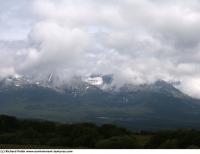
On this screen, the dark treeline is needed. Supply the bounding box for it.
[0,115,199,149]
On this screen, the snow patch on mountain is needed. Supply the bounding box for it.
[0,73,188,99]
[84,76,103,86]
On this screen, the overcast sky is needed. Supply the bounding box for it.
[1,0,200,97]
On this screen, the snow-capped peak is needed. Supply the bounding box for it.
[84,76,103,86]
[13,74,22,79]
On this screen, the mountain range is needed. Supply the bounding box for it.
[0,74,200,130]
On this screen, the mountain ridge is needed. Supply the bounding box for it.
[0,74,200,130]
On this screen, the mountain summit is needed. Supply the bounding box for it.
[0,74,200,130]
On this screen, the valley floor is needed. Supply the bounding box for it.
[0,115,200,149]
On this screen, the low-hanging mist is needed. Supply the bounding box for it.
[1,0,200,98]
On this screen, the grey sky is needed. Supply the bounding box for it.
[1,0,200,97]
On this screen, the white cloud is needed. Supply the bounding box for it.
[1,0,200,98]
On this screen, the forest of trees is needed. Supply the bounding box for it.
[0,115,200,149]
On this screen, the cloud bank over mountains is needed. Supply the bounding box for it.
[1,0,200,97]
